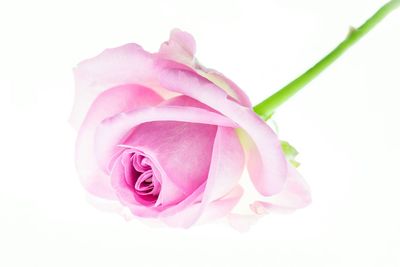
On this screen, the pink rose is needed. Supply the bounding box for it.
[70,29,311,227]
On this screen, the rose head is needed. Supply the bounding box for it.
[70,29,311,228]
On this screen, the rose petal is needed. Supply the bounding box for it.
[75,84,163,198]
[70,43,174,129]
[202,127,245,203]
[226,213,261,232]
[196,68,252,107]
[122,96,241,208]
[197,186,244,225]
[159,183,206,218]
[71,30,251,127]
[124,121,217,194]
[250,165,311,214]
[159,94,218,112]
[110,155,161,217]
[120,150,137,188]
[159,28,196,65]
[158,29,252,107]
[161,186,244,228]
[94,105,238,174]
[159,68,287,196]
[112,175,206,219]
[159,126,245,227]
[121,147,186,208]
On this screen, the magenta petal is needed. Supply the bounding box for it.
[120,151,137,188]
[135,171,157,195]
[121,147,186,208]
[250,165,312,214]
[75,84,163,198]
[131,153,151,172]
[125,121,217,194]
[159,68,287,196]
[94,105,238,174]
[110,156,160,217]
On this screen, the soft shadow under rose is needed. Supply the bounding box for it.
[70,29,311,228]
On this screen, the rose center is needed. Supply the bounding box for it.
[129,152,160,204]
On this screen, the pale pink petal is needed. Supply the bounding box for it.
[250,165,311,214]
[152,163,187,208]
[159,68,287,196]
[161,186,243,228]
[158,29,251,106]
[159,183,206,218]
[71,31,251,130]
[70,43,174,129]
[197,186,244,225]
[94,105,238,174]
[160,126,245,227]
[159,94,218,112]
[187,127,246,225]
[226,213,261,232]
[75,84,163,198]
[201,127,245,204]
[159,28,196,65]
[195,67,252,107]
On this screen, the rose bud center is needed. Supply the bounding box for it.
[125,152,161,205]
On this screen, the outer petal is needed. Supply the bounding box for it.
[158,29,252,107]
[161,186,244,228]
[159,28,196,66]
[71,30,251,129]
[159,68,287,196]
[94,105,238,174]
[250,165,312,214]
[197,186,244,225]
[159,94,218,112]
[196,67,252,107]
[76,84,163,198]
[70,43,173,129]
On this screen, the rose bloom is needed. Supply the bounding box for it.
[70,29,311,228]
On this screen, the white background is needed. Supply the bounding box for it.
[1,0,400,266]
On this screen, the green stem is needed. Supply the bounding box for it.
[253,0,400,120]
